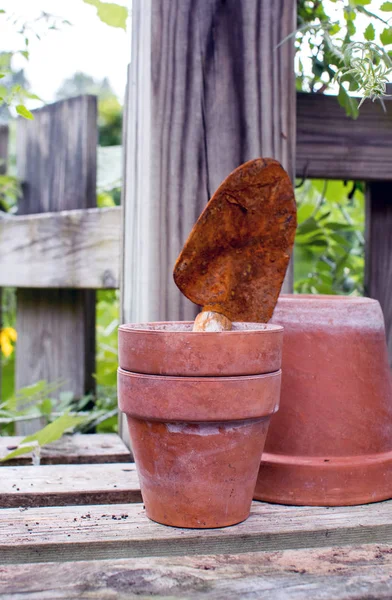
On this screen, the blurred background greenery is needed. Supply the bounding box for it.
[0,67,123,435]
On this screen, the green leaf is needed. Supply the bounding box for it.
[22,413,87,447]
[352,0,371,5]
[381,27,392,45]
[325,222,355,232]
[329,23,341,36]
[297,217,319,236]
[347,20,356,36]
[24,92,42,101]
[1,444,38,463]
[364,23,375,41]
[39,397,52,416]
[296,203,315,224]
[16,104,33,120]
[82,0,127,30]
[381,2,392,10]
[337,85,359,119]
[316,260,332,273]
[330,233,350,247]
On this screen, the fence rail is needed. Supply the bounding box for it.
[0,206,121,289]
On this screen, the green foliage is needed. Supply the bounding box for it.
[1,289,16,402]
[82,0,128,30]
[364,23,376,41]
[296,0,392,112]
[98,96,122,146]
[0,12,70,119]
[55,72,113,101]
[380,27,392,45]
[338,83,359,118]
[55,74,123,147]
[15,104,33,120]
[0,378,118,461]
[294,180,365,295]
[0,3,127,121]
[336,42,392,107]
[96,290,119,391]
[0,175,20,212]
[1,413,86,462]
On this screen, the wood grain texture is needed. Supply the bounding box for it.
[0,463,140,508]
[0,434,132,466]
[0,124,9,402]
[2,499,392,564]
[297,92,392,181]
[0,207,121,288]
[122,0,296,334]
[119,64,131,449]
[1,544,392,599]
[0,124,8,177]
[365,182,392,365]
[15,96,98,431]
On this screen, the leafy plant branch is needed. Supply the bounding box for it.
[297,0,392,117]
[0,380,119,463]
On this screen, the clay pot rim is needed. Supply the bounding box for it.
[119,321,283,334]
[118,366,282,382]
[279,294,376,304]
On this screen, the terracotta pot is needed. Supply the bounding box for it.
[118,322,282,528]
[119,321,283,376]
[255,294,392,506]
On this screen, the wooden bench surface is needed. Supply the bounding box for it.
[0,463,141,507]
[0,433,132,465]
[2,544,392,600]
[0,433,391,598]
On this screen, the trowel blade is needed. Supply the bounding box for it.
[173,158,297,323]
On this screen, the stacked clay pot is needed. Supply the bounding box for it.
[255,294,392,506]
[118,322,283,528]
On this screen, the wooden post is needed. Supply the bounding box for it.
[122,0,296,327]
[120,0,297,442]
[0,124,9,400]
[365,182,392,365]
[15,96,97,434]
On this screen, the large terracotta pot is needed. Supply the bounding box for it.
[118,322,282,528]
[255,294,392,506]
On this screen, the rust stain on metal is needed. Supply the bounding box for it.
[173,158,297,322]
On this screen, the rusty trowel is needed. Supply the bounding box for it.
[173,158,297,331]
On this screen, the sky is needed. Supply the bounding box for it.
[1,0,131,105]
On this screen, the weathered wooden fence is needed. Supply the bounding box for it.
[1,1,392,439]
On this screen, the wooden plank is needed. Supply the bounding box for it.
[365,182,392,365]
[297,92,392,181]
[15,96,97,433]
[2,499,392,564]
[1,544,391,599]
[119,64,131,448]
[0,124,9,402]
[0,207,121,288]
[0,124,8,176]
[0,434,132,466]
[122,0,296,340]
[0,463,140,507]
